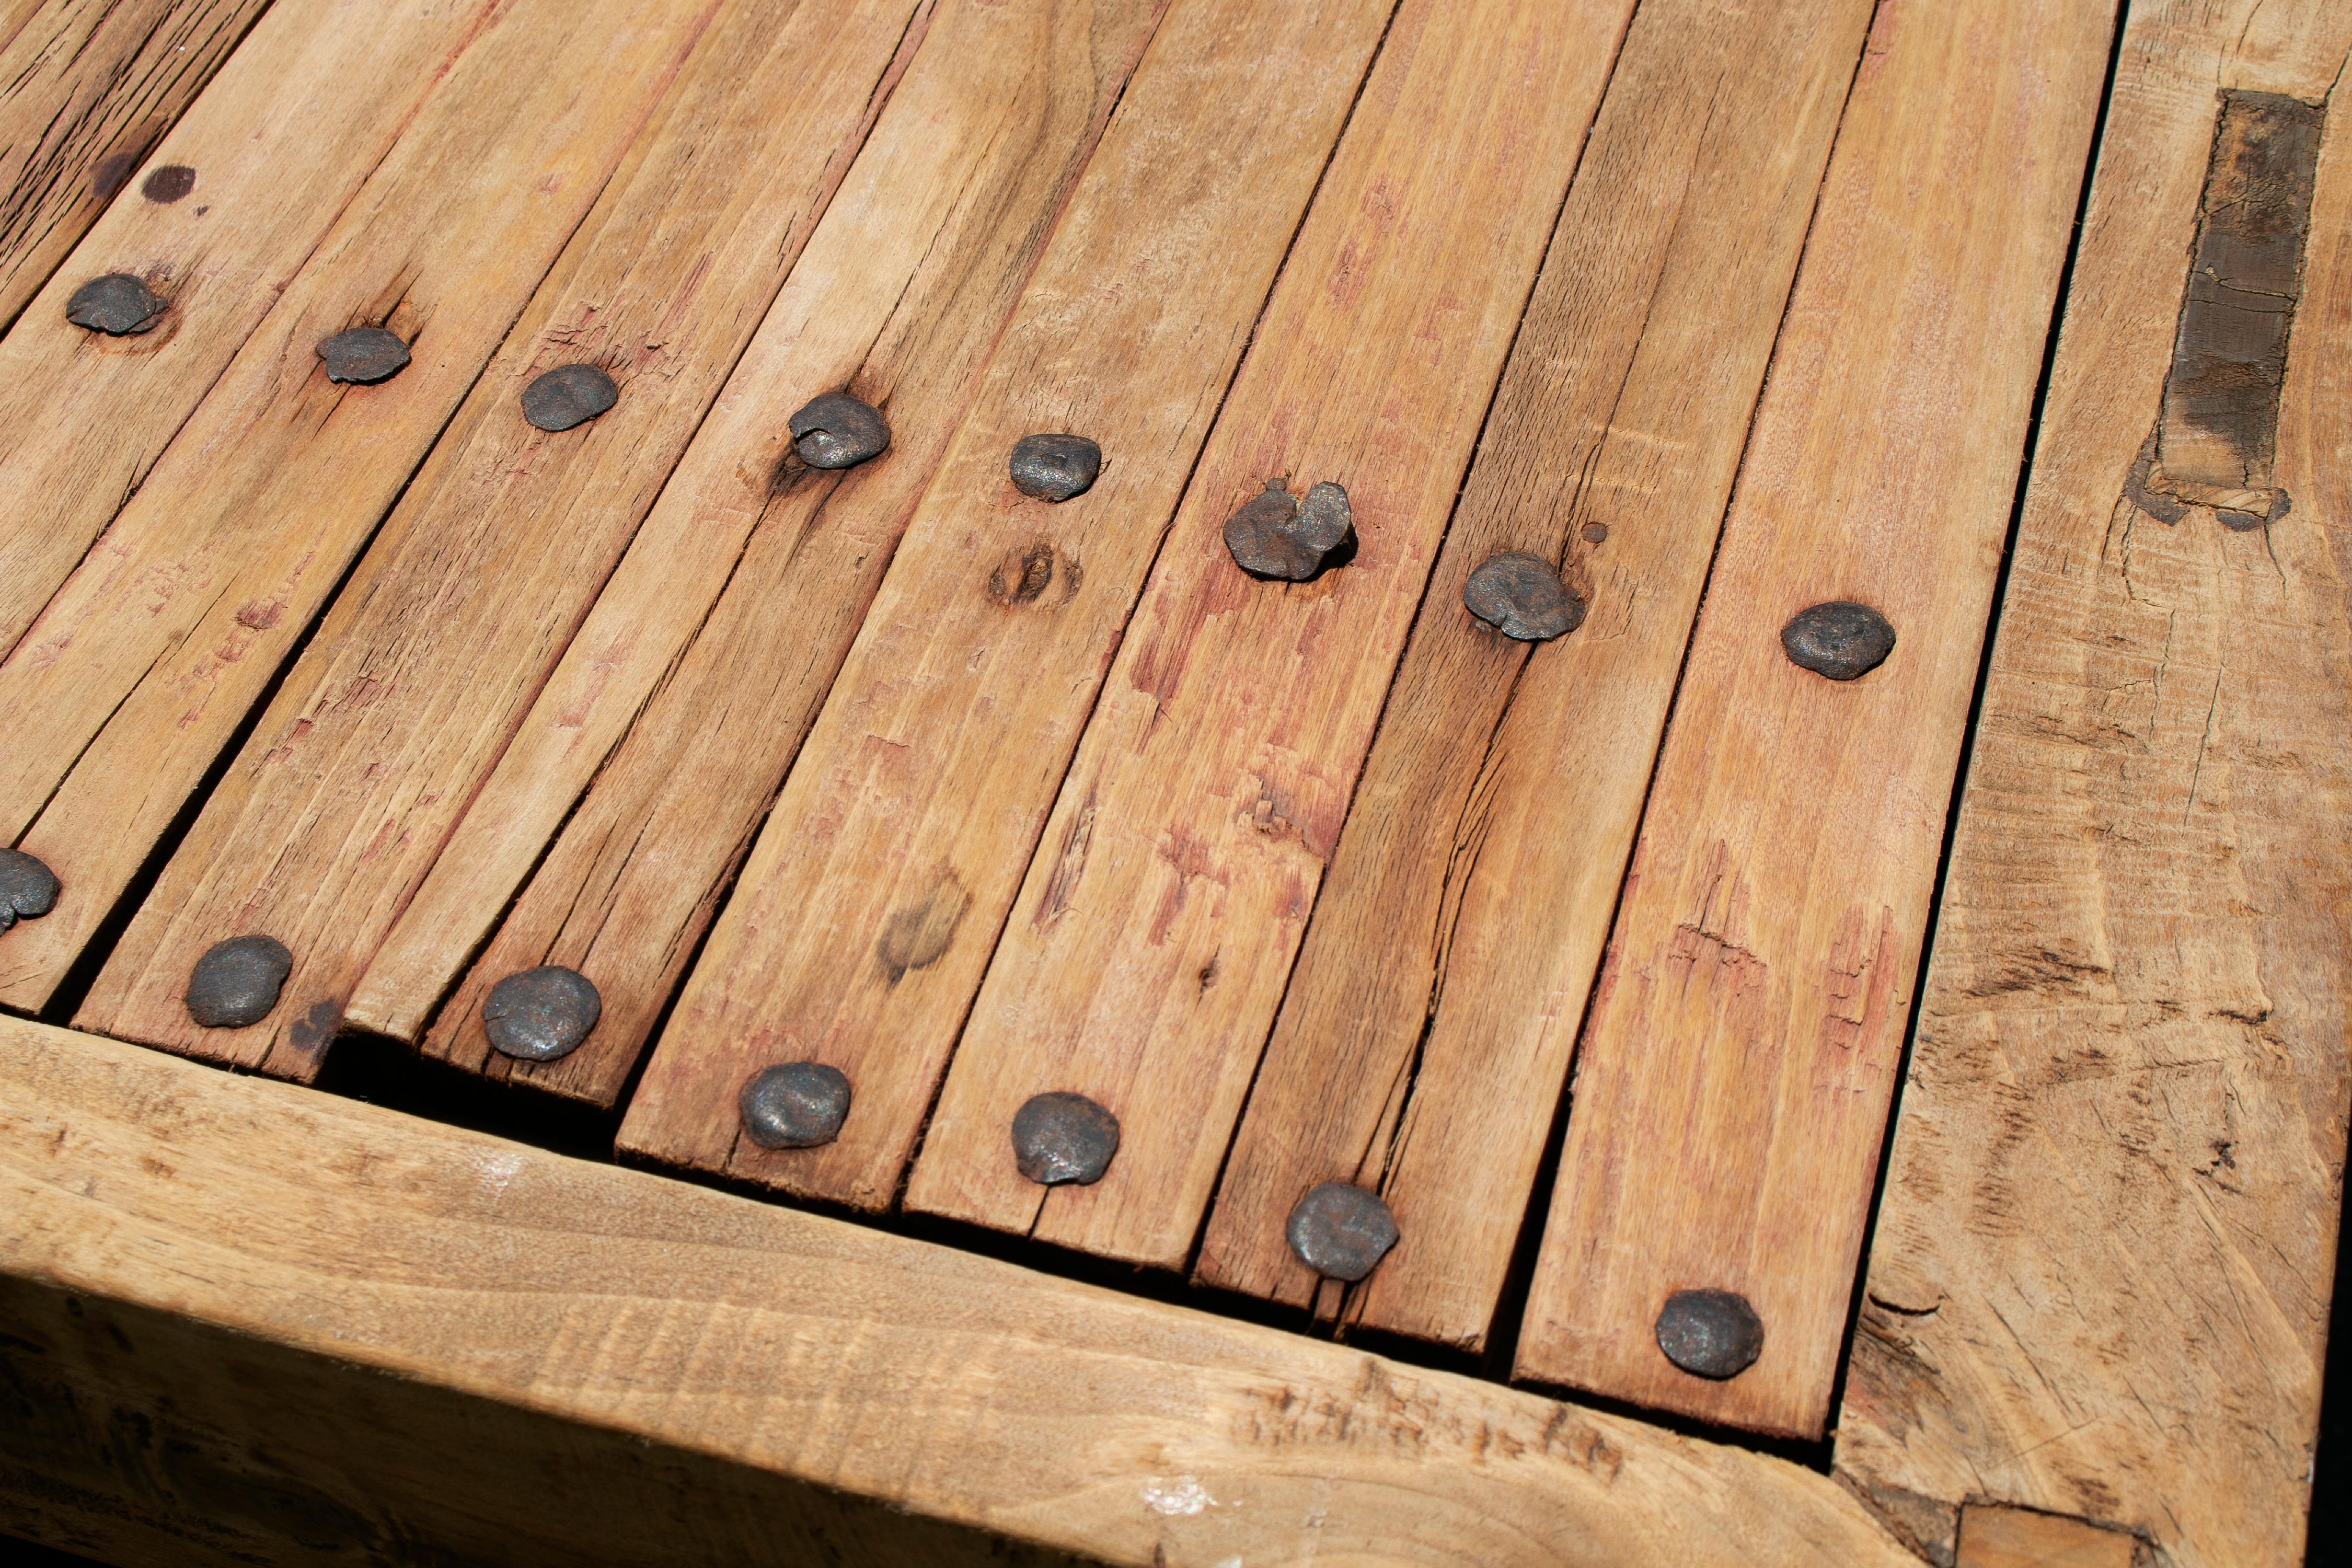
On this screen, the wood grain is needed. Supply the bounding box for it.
[1513,0,2116,1439]
[616,0,1404,1206]
[903,0,1634,1268]
[1955,1506,2139,1568]
[0,0,274,333]
[75,0,931,1076]
[348,0,1171,1107]
[1831,6,2352,1568]
[0,0,725,1013]
[1194,0,1875,1340]
[0,1016,1919,1568]
[0,0,506,656]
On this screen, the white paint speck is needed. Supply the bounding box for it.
[471,1149,523,1202]
[1141,1475,1215,1516]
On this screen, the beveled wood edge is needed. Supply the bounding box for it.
[0,1016,1918,1567]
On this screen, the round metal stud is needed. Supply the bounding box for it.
[481,965,602,1063]
[1008,433,1101,502]
[1780,601,1896,681]
[1223,478,1353,581]
[0,847,61,933]
[1463,551,1585,641]
[317,327,411,385]
[185,935,294,1029]
[521,363,619,432]
[1285,1181,1399,1283]
[1654,1288,1766,1380]
[789,392,889,469]
[1010,1091,1120,1186]
[66,273,166,336]
[141,165,197,204]
[739,1062,853,1149]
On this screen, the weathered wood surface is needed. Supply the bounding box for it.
[1832,4,2352,1566]
[76,0,929,1076]
[353,0,1170,1105]
[905,0,1634,1269]
[617,0,1404,1207]
[1195,0,1875,1340]
[0,0,503,656]
[0,0,723,1016]
[1514,0,2116,1439]
[0,1017,1920,1568]
[0,0,275,332]
[1954,1505,2140,1568]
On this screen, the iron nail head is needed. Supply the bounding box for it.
[1780,601,1895,681]
[789,392,889,470]
[1224,478,1353,581]
[185,934,294,1029]
[0,847,61,933]
[740,1062,853,1149]
[1008,433,1102,502]
[1010,1091,1120,1186]
[66,273,166,336]
[1285,1181,1399,1282]
[1463,551,1584,641]
[482,965,601,1063]
[1654,1287,1765,1379]
[521,363,618,432]
[317,327,411,385]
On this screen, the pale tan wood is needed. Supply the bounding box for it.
[1195,0,1874,1339]
[348,0,1171,1105]
[1831,8,2352,1568]
[903,0,1633,1268]
[617,0,1404,1206]
[0,1017,1919,1568]
[74,0,933,1075]
[0,0,727,1013]
[1955,1506,2139,1568]
[0,0,273,332]
[1514,0,2116,1439]
[0,0,510,655]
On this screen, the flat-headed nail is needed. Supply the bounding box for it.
[789,392,889,469]
[740,1062,852,1149]
[185,935,293,1029]
[521,363,618,432]
[482,965,601,1063]
[1011,1091,1120,1186]
[1285,1181,1399,1282]
[1463,551,1584,641]
[1224,478,1353,581]
[66,274,166,336]
[1655,1287,1765,1379]
[1780,601,1895,681]
[1009,433,1101,501]
[317,327,411,385]
[0,847,61,933]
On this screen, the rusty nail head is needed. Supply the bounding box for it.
[185,935,294,1029]
[740,1062,852,1149]
[1780,601,1896,681]
[1009,433,1102,502]
[1582,522,1609,544]
[1224,478,1353,581]
[1654,1288,1765,1379]
[1011,1091,1120,1186]
[789,392,889,470]
[66,274,166,336]
[317,327,411,385]
[142,165,197,204]
[0,847,61,933]
[1463,551,1584,641]
[521,363,618,432]
[482,965,601,1063]
[1286,1181,1399,1282]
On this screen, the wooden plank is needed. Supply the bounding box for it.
[1955,1506,2138,1568]
[616,0,1407,1205]
[1194,0,1876,1340]
[0,0,729,1013]
[1831,7,2352,1568]
[71,0,932,1074]
[0,0,508,656]
[0,1,276,334]
[1512,0,2116,1439]
[902,0,1633,1268]
[347,0,1172,1105]
[0,1017,1921,1568]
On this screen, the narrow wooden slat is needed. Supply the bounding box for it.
[616,0,1404,1206]
[1955,1507,2138,1568]
[1832,7,2352,1568]
[0,0,728,1013]
[901,0,1631,1268]
[1194,0,1875,1340]
[344,0,1172,1105]
[0,0,506,655]
[0,1017,1922,1568]
[1513,0,2116,1438]
[0,0,275,333]
[71,0,929,1075]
